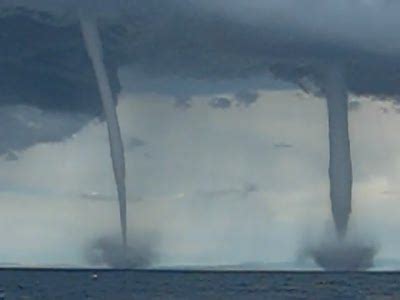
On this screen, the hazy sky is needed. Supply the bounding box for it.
[0,76,399,268]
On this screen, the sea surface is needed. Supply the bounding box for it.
[0,269,397,299]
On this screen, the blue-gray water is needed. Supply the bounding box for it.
[0,269,398,299]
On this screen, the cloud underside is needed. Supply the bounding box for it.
[0,11,122,153]
[3,3,400,94]
[1,2,400,154]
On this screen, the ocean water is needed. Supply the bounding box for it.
[0,270,397,299]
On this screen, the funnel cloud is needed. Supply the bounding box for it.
[324,65,352,238]
[79,12,127,249]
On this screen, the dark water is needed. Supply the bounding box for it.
[0,269,398,299]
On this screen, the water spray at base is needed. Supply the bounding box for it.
[302,229,378,271]
[324,64,352,239]
[79,13,127,250]
[302,64,377,270]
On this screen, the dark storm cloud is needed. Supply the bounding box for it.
[0,105,92,155]
[0,6,121,153]
[76,1,400,98]
[0,9,120,115]
[108,1,400,99]
[9,0,400,101]
[118,67,291,108]
[2,0,400,154]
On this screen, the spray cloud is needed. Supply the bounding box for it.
[79,12,127,249]
[324,64,352,238]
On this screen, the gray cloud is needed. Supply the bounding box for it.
[118,66,290,110]
[0,105,92,155]
[5,1,400,104]
[349,100,362,112]
[114,1,400,100]
[174,95,192,110]
[0,8,122,153]
[4,152,18,162]
[4,0,400,135]
[235,91,259,107]
[0,9,120,114]
[209,97,231,110]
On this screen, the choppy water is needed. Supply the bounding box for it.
[0,269,398,299]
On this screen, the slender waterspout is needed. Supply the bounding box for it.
[79,12,127,250]
[324,64,352,239]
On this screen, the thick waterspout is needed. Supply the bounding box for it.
[324,64,352,238]
[79,13,127,249]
